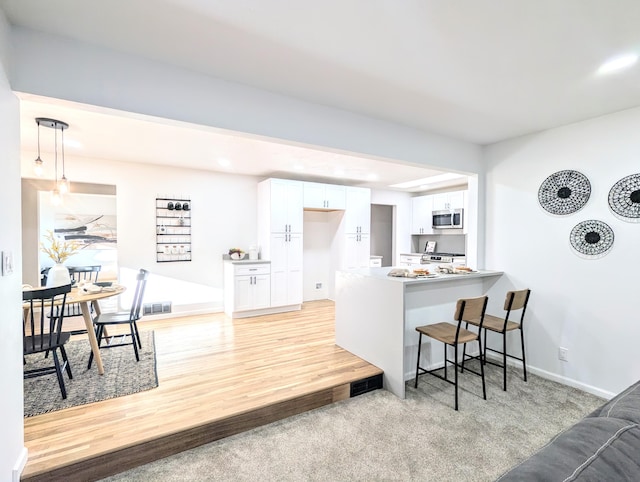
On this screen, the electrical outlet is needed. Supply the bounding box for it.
[558,347,569,362]
[315,282,322,289]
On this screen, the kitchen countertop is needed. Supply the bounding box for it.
[342,266,502,284]
[222,256,270,264]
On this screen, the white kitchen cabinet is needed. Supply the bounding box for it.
[224,262,271,318]
[344,233,371,269]
[398,254,423,267]
[432,190,466,211]
[303,181,346,210]
[369,256,382,268]
[258,178,304,312]
[411,195,433,235]
[269,232,303,307]
[266,178,304,233]
[345,186,371,234]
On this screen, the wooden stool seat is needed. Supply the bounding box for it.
[417,322,479,345]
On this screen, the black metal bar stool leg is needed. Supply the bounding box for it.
[414,333,423,388]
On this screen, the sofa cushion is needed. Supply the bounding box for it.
[587,380,640,424]
[498,417,640,481]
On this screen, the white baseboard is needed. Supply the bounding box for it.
[482,353,615,400]
[526,366,615,400]
[12,447,28,482]
[406,351,616,400]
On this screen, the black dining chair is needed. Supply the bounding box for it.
[88,269,149,368]
[65,265,102,334]
[23,284,74,399]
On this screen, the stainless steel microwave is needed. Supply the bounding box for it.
[432,209,463,229]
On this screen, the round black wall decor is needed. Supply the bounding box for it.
[608,173,640,222]
[569,220,614,258]
[538,170,591,215]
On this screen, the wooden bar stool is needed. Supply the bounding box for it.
[414,296,488,411]
[462,289,531,391]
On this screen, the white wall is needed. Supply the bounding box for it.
[0,7,26,481]
[302,210,339,301]
[484,107,640,398]
[22,153,260,314]
[10,27,482,176]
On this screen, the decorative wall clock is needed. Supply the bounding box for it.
[608,173,640,222]
[538,170,591,215]
[569,220,614,258]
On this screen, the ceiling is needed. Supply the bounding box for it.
[4,0,640,189]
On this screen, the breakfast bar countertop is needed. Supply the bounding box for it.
[343,266,503,284]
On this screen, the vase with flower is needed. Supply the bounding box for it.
[40,230,80,287]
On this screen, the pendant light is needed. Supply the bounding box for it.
[35,117,70,203]
[58,126,70,194]
[33,119,44,176]
[51,120,62,206]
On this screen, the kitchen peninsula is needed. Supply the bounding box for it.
[335,267,503,398]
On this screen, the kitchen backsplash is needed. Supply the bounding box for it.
[412,234,466,254]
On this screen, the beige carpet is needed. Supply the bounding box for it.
[101,361,604,481]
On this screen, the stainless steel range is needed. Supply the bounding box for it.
[421,252,466,264]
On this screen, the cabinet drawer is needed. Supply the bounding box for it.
[399,255,421,265]
[234,265,271,276]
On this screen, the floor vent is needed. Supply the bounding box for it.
[350,373,383,397]
[143,301,172,315]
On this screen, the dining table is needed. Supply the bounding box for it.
[23,284,126,375]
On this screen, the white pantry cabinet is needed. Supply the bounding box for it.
[224,262,271,318]
[265,178,304,233]
[344,186,371,234]
[303,181,346,210]
[269,232,303,307]
[411,195,433,235]
[258,179,304,310]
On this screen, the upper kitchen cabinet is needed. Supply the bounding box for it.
[432,190,465,211]
[258,178,304,234]
[411,195,433,235]
[344,186,371,234]
[303,181,346,210]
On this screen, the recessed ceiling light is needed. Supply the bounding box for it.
[334,169,344,177]
[217,158,231,167]
[293,164,305,171]
[367,173,378,181]
[597,53,638,75]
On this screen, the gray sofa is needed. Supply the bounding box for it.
[498,380,640,481]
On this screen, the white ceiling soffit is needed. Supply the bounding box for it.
[3,0,640,145]
[19,94,461,192]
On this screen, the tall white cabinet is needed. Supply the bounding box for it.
[258,179,304,311]
[257,178,372,310]
[342,187,371,270]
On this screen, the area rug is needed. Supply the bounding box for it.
[23,330,158,417]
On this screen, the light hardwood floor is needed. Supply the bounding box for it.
[22,300,382,481]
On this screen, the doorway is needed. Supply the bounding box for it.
[370,204,393,267]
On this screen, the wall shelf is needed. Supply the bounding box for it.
[156,197,191,262]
